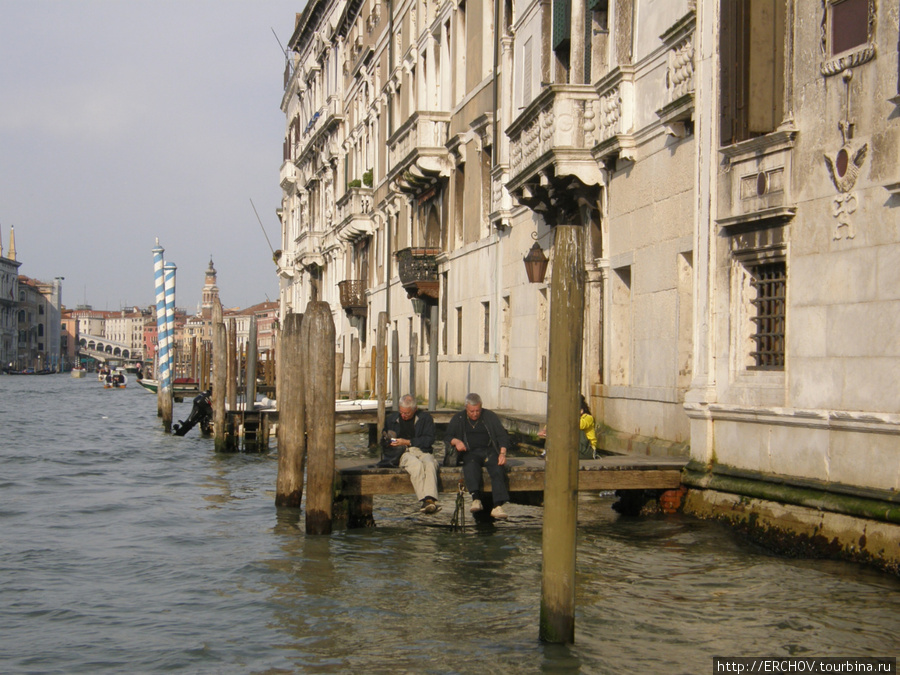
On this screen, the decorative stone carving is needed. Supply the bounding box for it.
[824,143,867,194]
[831,192,858,240]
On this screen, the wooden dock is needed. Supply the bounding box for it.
[334,455,687,525]
[337,455,686,495]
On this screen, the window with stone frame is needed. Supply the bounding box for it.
[731,225,787,371]
[820,0,876,75]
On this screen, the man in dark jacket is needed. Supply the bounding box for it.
[444,392,510,520]
[382,394,441,513]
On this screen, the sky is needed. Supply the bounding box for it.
[0,0,305,312]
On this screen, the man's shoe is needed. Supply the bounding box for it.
[420,498,440,514]
[470,498,483,513]
[490,505,509,520]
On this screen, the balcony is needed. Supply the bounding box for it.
[387,112,452,195]
[507,85,603,215]
[592,66,636,165]
[280,161,297,191]
[296,95,343,166]
[293,231,326,270]
[335,186,375,243]
[338,280,368,317]
[395,247,440,300]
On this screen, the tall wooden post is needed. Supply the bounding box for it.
[276,313,305,506]
[540,223,585,644]
[212,300,227,452]
[304,302,335,534]
[335,351,344,399]
[350,335,359,399]
[391,328,400,410]
[409,331,417,400]
[226,317,237,411]
[428,303,439,410]
[246,315,258,409]
[190,336,197,383]
[273,324,282,401]
[375,312,388,441]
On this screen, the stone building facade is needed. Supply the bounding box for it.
[278,1,900,567]
[0,226,22,368]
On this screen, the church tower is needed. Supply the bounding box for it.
[200,257,219,319]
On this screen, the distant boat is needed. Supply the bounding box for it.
[136,378,199,395]
[71,367,86,378]
[102,368,127,389]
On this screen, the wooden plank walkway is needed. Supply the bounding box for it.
[336,455,687,496]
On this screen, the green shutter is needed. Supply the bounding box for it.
[552,0,570,50]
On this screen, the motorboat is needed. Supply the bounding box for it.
[136,377,200,396]
[102,368,127,389]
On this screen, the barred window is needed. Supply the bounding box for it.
[748,261,786,370]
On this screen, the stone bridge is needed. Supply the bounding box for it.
[78,334,141,364]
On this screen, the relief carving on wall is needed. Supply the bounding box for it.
[825,140,867,240]
[823,70,869,241]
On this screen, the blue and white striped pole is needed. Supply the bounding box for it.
[152,242,169,416]
[163,261,177,394]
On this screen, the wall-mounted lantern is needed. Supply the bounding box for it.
[523,241,549,283]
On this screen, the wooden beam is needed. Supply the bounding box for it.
[335,458,685,496]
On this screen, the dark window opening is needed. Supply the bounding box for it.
[720,0,785,145]
[748,261,786,370]
[831,0,869,55]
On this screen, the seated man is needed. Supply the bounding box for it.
[382,395,441,514]
[444,392,510,520]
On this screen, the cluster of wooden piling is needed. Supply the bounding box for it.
[274,302,337,534]
[156,300,275,451]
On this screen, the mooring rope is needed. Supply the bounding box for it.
[449,481,467,531]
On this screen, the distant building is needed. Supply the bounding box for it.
[17,275,62,371]
[0,225,22,368]
[60,310,80,369]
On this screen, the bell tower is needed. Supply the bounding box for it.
[201,257,219,319]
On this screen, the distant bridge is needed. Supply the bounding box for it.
[78,334,142,364]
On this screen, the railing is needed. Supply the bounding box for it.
[338,280,368,316]
[280,161,297,190]
[336,186,373,223]
[387,112,451,171]
[507,85,601,188]
[395,247,440,299]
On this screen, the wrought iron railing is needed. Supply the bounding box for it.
[338,279,367,316]
[395,247,440,299]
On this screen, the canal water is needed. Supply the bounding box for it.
[1,375,897,674]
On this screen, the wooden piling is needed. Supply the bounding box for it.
[190,336,197,384]
[212,300,227,452]
[540,223,585,644]
[304,302,335,534]
[375,312,388,442]
[428,303,439,410]
[391,328,400,410]
[226,317,237,411]
[159,385,173,433]
[276,313,305,507]
[246,315,258,410]
[409,331,417,400]
[335,351,344,399]
[349,335,359,399]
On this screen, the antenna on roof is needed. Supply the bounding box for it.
[250,198,277,258]
[271,27,288,58]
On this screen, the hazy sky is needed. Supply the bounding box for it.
[0,0,304,312]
